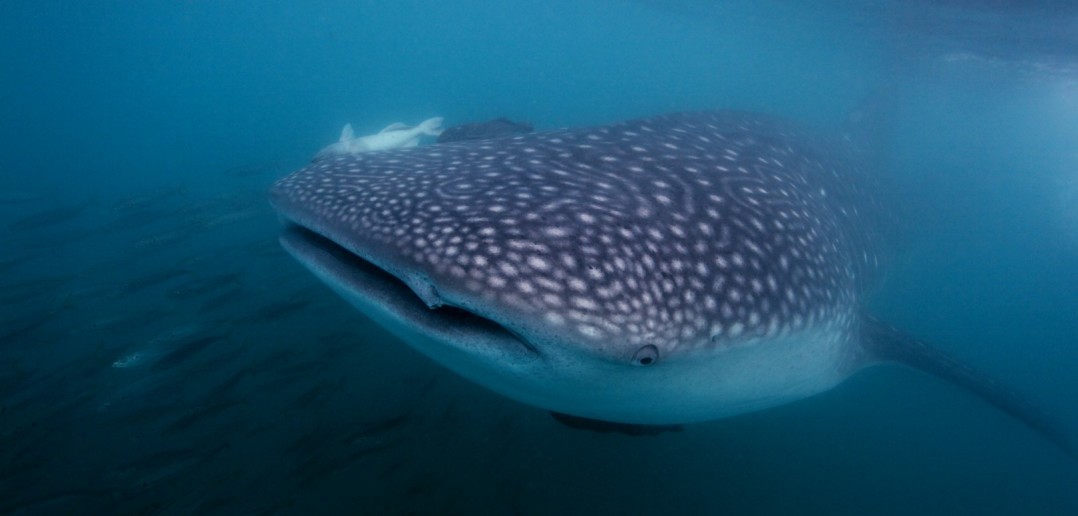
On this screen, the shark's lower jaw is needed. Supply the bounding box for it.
[278,224,540,369]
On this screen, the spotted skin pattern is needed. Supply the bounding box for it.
[273,111,878,359]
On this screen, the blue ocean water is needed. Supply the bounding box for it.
[2,0,1077,513]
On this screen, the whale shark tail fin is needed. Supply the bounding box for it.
[339,124,355,142]
[860,314,1074,458]
[418,117,444,137]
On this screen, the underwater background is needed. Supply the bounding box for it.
[2,0,1077,513]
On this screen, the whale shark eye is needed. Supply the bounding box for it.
[632,345,659,366]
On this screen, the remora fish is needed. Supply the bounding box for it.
[270,110,1073,453]
[315,118,444,158]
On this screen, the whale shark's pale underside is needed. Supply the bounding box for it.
[271,110,1071,454]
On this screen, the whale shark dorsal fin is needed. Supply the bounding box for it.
[380,122,410,133]
[339,124,355,142]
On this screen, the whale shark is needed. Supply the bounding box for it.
[271,110,1071,453]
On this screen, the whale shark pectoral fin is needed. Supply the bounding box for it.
[380,122,411,133]
[860,314,1075,458]
[340,124,355,142]
[548,412,683,436]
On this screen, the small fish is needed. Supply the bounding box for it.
[123,268,193,293]
[112,186,187,213]
[194,208,263,230]
[193,495,239,513]
[294,440,398,489]
[238,299,310,322]
[166,273,243,300]
[206,368,253,400]
[9,201,94,231]
[109,208,179,231]
[111,321,229,369]
[84,309,171,333]
[150,334,228,372]
[0,191,44,204]
[283,382,334,412]
[0,488,117,515]
[113,442,229,493]
[197,287,245,314]
[18,227,100,250]
[2,274,76,293]
[148,321,229,347]
[0,255,32,274]
[340,414,410,447]
[130,229,195,250]
[1,311,56,345]
[111,350,161,369]
[161,398,246,435]
[237,237,286,258]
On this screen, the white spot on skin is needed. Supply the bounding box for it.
[542,293,563,306]
[543,227,570,238]
[571,297,598,310]
[526,255,550,271]
[577,325,603,339]
[728,322,744,338]
[748,312,761,326]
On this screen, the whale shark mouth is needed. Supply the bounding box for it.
[278,223,539,358]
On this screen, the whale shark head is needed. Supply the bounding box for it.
[271,111,882,424]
